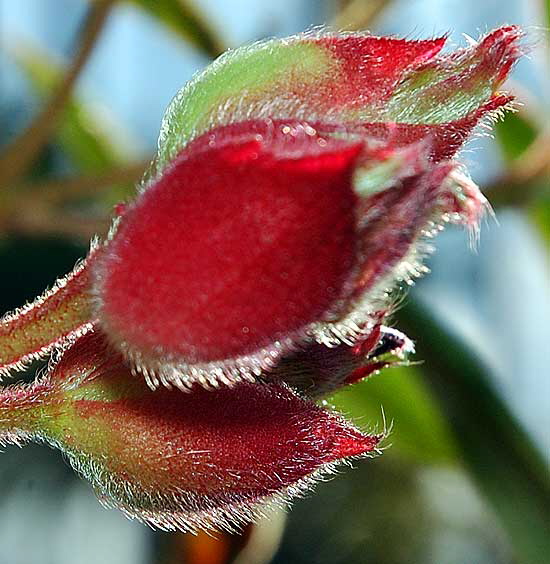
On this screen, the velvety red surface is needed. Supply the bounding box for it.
[76,380,377,502]
[98,124,362,362]
[52,332,379,512]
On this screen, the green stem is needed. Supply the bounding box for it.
[398,298,550,564]
[0,381,52,440]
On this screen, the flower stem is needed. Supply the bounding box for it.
[0,381,53,443]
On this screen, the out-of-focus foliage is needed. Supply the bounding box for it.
[399,300,550,564]
[0,1,548,563]
[12,44,128,173]
[494,110,550,245]
[494,111,538,161]
[11,42,143,212]
[531,186,550,244]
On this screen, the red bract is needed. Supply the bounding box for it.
[91,122,484,389]
[0,331,381,532]
[94,124,363,388]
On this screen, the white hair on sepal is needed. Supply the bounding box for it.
[57,416,383,534]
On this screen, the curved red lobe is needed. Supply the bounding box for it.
[268,322,383,397]
[97,123,362,363]
[268,321,413,397]
[44,331,380,529]
[76,380,376,501]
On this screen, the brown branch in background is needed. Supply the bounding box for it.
[488,131,550,208]
[4,200,111,241]
[331,0,391,30]
[503,132,550,184]
[21,158,151,204]
[0,0,115,188]
[0,158,149,239]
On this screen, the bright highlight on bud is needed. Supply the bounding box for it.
[0,26,523,532]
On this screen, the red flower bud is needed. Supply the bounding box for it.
[93,123,364,388]
[0,331,381,531]
[91,123,483,390]
[0,28,521,392]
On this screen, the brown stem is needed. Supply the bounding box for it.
[4,199,110,241]
[0,0,115,187]
[0,159,150,240]
[18,158,151,204]
[0,159,149,240]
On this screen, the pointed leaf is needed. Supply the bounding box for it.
[382,26,522,124]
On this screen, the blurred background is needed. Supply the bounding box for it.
[0,1,548,563]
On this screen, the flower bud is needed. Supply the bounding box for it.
[0,331,381,532]
[91,126,480,390]
[0,27,522,394]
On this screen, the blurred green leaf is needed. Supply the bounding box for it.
[398,298,550,564]
[529,179,550,244]
[331,364,458,465]
[493,104,549,248]
[0,0,115,189]
[128,0,225,58]
[13,44,128,174]
[10,43,141,209]
[276,456,436,564]
[494,111,538,161]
